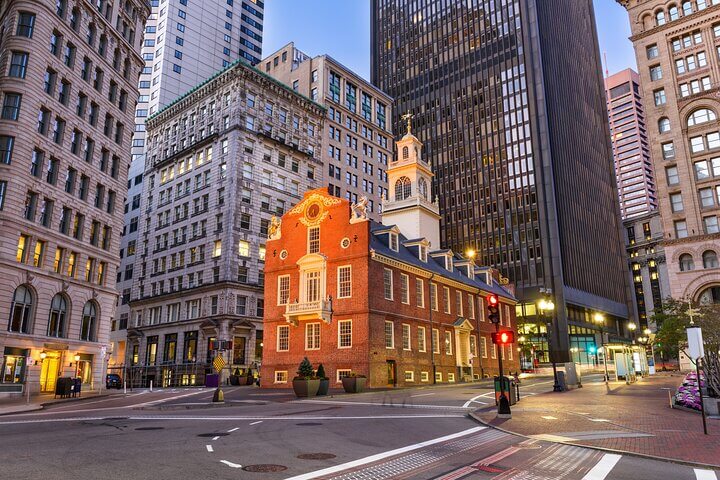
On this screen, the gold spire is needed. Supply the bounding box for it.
[401,111,414,135]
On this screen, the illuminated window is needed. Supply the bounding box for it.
[213,240,221,257]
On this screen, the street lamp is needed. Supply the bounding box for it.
[593,313,609,383]
[537,296,561,392]
[518,335,527,371]
[627,322,637,343]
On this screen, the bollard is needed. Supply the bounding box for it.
[149,380,153,392]
[123,381,127,396]
[668,389,673,408]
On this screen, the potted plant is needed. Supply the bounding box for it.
[316,363,330,396]
[292,357,320,398]
[342,372,367,393]
[246,368,255,386]
[229,367,241,386]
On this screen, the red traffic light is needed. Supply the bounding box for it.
[491,331,515,345]
[487,294,499,307]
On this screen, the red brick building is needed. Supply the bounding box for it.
[261,129,518,388]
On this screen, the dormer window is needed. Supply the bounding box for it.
[419,245,427,262]
[445,256,453,272]
[389,232,399,252]
[308,226,320,254]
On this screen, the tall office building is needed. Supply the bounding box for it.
[125,60,324,387]
[0,0,149,396]
[618,0,720,305]
[605,69,658,219]
[372,0,635,362]
[112,0,264,370]
[262,43,393,220]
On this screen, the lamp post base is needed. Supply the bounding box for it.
[498,395,512,417]
[551,362,563,392]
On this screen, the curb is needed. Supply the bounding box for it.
[0,393,113,416]
[467,411,720,470]
[0,404,43,416]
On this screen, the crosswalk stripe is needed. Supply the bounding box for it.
[581,453,622,480]
[695,469,719,480]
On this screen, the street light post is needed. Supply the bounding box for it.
[593,313,609,384]
[538,294,561,392]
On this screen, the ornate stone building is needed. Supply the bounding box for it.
[618,0,720,304]
[126,59,324,387]
[0,0,149,396]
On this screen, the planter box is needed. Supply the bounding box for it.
[342,377,366,393]
[229,375,241,386]
[292,378,320,398]
[317,379,330,396]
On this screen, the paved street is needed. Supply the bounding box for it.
[0,375,717,479]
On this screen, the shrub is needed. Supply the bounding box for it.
[316,363,328,380]
[296,357,315,379]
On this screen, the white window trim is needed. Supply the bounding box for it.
[420,371,429,382]
[337,264,352,299]
[445,330,453,355]
[385,320,395,349]
[337,319,352,349]
[432,328,440,354]
[400,273,410,304]
[482,336,488,358]
[383,268,393,300]
[443,286,451,314]
[402,323,412,351]
[435,371,442,382]
[336,369,352,383]
[277,274,290,306]
[277,325,289,352]
[456,291,463,317]
[416,278,425,308]
[430,282,438,311]
[448,373,455,383]
[307,225,320,254]
[404,371,415,382]
[418,326,426,352]
[274,371,288,384]
[305,322,321,350]
[389,232,398,251]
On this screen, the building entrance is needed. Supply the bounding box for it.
[39,352,61,392]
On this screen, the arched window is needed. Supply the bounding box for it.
[679,253,695,271]
[9,285,33,333]
[402,146,409,159]
[86,23,96,46]
[703,250,719,268]
[698,286,720,304]
[80,301,97,341]
[658,117,671,133]
[70,8,81,31]
[687,108,717,127]
[669,5,679,20]
[394,176,412,201]
[418,177,428,199]
[656,11,666,25]
[47,294,68,338]
[682,1,693,15]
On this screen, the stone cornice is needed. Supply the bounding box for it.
[626,4,720,42]
[661,232,720,247]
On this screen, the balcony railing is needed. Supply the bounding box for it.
[284,299,332,325]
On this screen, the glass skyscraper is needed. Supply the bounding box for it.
[371,0,635,361]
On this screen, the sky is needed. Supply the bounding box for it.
[263,0,638,81]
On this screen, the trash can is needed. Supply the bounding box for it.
[54,377,73,398]
[205,374,219,388]
[494,376,518,406]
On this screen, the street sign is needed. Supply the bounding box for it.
[687,326,704,360]
[212,355,226,373]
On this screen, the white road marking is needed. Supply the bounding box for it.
[299,399,470,410]
[284,427,485,480]
[206,445,213,452]
[695,469,719,480]
[249,420,263,425]
[410,393,435,397]
[0,414,465,425]
[542,416,557,420]
[581,453,622,480]
[227,427,239,432]
[220,460,242,468]
[462,392,494,408]
[589,418,610,422]
[212,436,220,441]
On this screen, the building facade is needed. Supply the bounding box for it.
[113,0,264,371]
[262,43,392,220]
[262,132,518,388]
[618,0,720,305]
[605,68,658,219]
[0,0,149,396]
[623,210,670,328]
[125,59,324,387]
[371,0,635,362]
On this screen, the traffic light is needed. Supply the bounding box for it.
[491,330,515,345]
[487,294,500,324]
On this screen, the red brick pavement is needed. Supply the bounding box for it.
[474,373,720,466]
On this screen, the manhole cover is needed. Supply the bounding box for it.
[242,464,288,473]
[297,453,336,460]
[135,427,164,431]
[295,422,323,426]
[197,432,229,437]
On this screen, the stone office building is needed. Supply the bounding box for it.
[126,59,324,387]
[262,129,518,389]
[0,0,148,396]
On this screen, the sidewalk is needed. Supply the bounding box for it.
[473,373,720,467]
[0,390,113,415]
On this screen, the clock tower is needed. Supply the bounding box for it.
[382,113,441,248]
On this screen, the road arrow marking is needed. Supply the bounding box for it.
[206,445,213,452]
[220,460,242,468]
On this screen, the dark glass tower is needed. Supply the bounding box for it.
[371,0,635,362]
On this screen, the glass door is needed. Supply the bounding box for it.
[40,355,60,392]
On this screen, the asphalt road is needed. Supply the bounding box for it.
[0,375,716,480]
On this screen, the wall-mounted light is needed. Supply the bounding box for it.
[69,353,81,367]
[39,351,47,360]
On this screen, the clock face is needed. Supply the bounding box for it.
[306,203,321,220]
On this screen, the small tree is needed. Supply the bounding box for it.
[296,357,315,379]
[316,363,327,380]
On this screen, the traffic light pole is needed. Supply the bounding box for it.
[495,323,511,416]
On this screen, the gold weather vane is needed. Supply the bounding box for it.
[401,112,414,135]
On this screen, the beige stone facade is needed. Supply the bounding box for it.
[262,43,392,220]
[619,0,720,303]
[0,0,148,396]
[125,60,325,387]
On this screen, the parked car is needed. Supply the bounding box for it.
[106,373,122,389]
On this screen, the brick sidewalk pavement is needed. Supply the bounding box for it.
[474,373,720,466]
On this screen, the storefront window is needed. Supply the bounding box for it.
[232,336,246,365]
[1,348,27,383]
